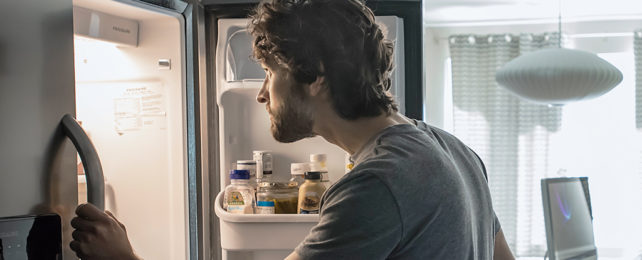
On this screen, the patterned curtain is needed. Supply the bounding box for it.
[448,33,562,256]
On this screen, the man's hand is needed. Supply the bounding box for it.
[70,203,139,260]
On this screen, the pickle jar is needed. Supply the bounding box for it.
[255,182,299,214]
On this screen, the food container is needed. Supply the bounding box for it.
[214,192,319,258]
[256,182,298,214]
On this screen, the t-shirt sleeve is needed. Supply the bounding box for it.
[493,211,502,235]
[467,146,502,235]
[294,173,402,260]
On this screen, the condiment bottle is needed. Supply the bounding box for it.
[310,154,329,184]
[236,160,258,190]
[298,171,326,214]
[289,162,310,187]
[253,150,273,183]
[223,170,255,214]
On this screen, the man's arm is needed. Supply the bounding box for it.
[493,229,514,260]
[292,173,402,259]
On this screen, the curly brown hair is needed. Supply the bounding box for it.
[249,0,398,120]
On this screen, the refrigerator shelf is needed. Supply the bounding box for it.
[215,191,319,251]
[216,80,264,103]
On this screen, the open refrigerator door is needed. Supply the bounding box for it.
[72,0,189,259]
[214,17,405,260]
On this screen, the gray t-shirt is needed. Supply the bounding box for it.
[295,120,500,259]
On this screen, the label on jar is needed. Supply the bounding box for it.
[227,205,251,214]
[226,191,252,214]
[300,192,321,213]
[256,200,275,214]
[227,191,245,205]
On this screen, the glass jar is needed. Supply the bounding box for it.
[256,182,299,214]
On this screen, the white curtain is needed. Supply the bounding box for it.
[448,33,562,256]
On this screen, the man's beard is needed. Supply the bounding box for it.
[269,92,315,143]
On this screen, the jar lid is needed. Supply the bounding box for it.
[304,171,322,180]
[230,170,250,179]
[291,162,310,176]
[310,162,325,172]
[310,154,327,162]
[236,160,257,173]
[236,160,256,165]
[258,181,297,191]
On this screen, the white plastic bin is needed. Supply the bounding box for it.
[214,191,319,259]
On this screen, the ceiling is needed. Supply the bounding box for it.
[423,0,642,25]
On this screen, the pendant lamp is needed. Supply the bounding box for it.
[495,2,623,105]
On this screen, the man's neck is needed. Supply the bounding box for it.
[313,111,412,155]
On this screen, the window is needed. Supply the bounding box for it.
[444,52,642,259]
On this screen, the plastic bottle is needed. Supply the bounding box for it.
[253,150,273,183]
[345,153,354,173]
[310,154,330,184]
[289,162,310,187]
[236,160,258,190]
[298,171,326,214]
[223,170,255,214]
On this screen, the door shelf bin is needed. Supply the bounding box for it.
[214,191,319,250]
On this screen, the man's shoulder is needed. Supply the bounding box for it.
[411,119,465,145]
[327,166,391,196]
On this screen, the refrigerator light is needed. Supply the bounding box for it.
[73,6,139,47]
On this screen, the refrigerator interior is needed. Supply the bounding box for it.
[72,0,188,259]
[214,16,405,259]
[217,16,405,190]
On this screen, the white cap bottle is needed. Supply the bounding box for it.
[236,160,258,190]
[252,150,273,181]
[310,154,329,183]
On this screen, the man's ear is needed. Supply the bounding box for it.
[308,76,326,97]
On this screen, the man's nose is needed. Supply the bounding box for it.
[256,81,269,103]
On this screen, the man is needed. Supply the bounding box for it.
[251,0,512,259]
[70,0,514,259]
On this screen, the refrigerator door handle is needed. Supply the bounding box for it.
[61,114,105,211]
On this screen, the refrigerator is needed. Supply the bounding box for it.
[0,0,421,259]
[1,0,206,259]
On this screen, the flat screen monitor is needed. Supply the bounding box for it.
[541,177,597,260]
